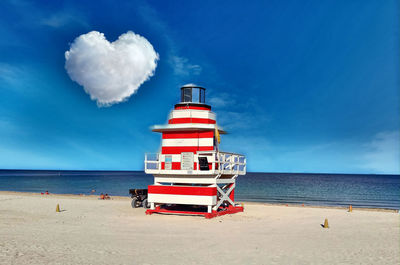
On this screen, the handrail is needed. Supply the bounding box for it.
[144,151,246,175]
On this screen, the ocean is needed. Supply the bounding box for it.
[0,170,399,210]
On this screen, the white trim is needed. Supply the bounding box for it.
[151,124,227,134]
[154,177,235,184]
[147,169,219,175]
[169,110,216,120]
[146,169,244,175]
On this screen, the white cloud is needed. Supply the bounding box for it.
[65,31,159,107]
[362,131,400,174]
[170,56,202,76]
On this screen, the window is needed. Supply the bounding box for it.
[200,88,205,103]
[165,155,172,170]
[192,87,200,103]
[180,86,206,103]
[183,88,192,102]
[198,157,209,171]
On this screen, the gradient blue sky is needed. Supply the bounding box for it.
[0,0,399,174]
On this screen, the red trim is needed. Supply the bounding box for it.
[148,185,217,196]
[145,205,244,219]
[175,106,211,110]
[162,131,214,139]
[161,162,181,170]
[168,118,216,124]
[161,146,214,154]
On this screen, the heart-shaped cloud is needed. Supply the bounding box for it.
[65,31,159,106]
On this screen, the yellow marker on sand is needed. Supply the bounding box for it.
[323,218,329,228]
[56,204,60,212]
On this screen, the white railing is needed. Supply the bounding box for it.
[144,151,246,175]
[144,153,160,171]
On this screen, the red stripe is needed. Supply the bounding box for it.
[162,131,214,139]
[161,146,214,154]
[148,185,217,196]
[161,162,181,170]
[168,118,216,124]
[160,162,217,170]
[175,106,211,110]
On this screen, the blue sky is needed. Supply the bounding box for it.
[0,0,398,174]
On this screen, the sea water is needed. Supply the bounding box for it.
[0,170,399,210]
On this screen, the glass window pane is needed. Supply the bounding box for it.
[192,87,199,103]
[200,89,205,103]
[183,88,192,102]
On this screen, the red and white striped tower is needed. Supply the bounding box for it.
[144,84,246,218]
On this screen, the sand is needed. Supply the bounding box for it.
[0,191,399,265]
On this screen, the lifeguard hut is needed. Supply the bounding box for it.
[144,84,246,218]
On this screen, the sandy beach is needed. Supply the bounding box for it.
[0,191,398,265]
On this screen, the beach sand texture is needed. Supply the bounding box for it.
[0,192,399,265]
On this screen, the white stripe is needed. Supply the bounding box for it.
[169,110,216,120]
[161,154,182,162]
[199,138,214,146]
[148,194,216,205]
[162,138,214,147]
[162,138,198,147]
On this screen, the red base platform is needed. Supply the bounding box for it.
[145,205,244,219]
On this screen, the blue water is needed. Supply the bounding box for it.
[0,170,399,210]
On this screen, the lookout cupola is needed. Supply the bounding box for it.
[180,84,206,104]
[143,84,246,218]
[175,84,210,110]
